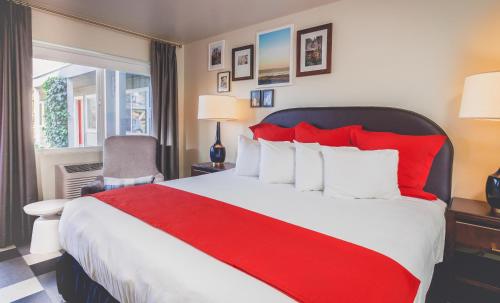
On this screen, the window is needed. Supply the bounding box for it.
[32,58,152,148]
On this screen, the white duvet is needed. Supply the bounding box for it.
[59,170,446,303]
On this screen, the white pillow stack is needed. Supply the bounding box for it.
[294,141,323,191]
[322,147,400,199]
[258,139,295,184]
[294,142,360,192]
[235,135,260,176]
[234,134,400,200]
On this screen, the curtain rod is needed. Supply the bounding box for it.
[11,0,183,48]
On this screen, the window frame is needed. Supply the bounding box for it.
[126,86,151,135]
[32,41,152,150]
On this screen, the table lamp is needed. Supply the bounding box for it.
[198,95,239,166]
[459,71,500,214]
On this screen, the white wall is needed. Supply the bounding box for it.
[184,0,500,200]
[32,10,186,199]
[32,10,150,61]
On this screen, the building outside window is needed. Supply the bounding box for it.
[32,58,152,149]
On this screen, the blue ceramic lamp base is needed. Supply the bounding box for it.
[210,121,226,166]
[486,168,500,215]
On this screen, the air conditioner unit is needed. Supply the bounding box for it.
[55,162,103,199]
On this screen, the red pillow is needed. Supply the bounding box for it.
[249,123,295,141]
[351,129,446,193]
[294,122,362,146]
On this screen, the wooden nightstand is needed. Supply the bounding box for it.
[191,162,235,176]
[445,198,500,302]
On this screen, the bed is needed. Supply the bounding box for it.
[56,106,453,303]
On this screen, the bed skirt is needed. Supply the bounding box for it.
[56,252,119,303]
[56,251,446,303]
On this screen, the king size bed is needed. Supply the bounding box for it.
[56,107,453,303]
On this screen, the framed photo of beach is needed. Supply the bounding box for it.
[208,40,225,71]
[256,25,294,87]
[296,23,332,77]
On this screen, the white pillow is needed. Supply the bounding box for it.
[322,147,400,199]
[294,141,323,191]
[235,135,260,176]
[258,139,295,184]
[294,143,359,191]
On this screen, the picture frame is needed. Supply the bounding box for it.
[250,90,261,107]
[261,89,274,107]
[232,45,254,81]
[296,23,332,77]
[256,25,294,87]
[217,71,231,93]
[208,40,225,71]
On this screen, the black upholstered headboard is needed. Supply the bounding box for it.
[262,107,454,203]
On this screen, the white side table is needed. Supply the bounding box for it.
[23,199,69,254]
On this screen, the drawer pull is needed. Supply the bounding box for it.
[456,221,500,232]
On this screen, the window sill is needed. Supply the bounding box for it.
[35,146,103,155]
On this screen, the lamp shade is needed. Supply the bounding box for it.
[198,95,239,121]
[459,72,500,119]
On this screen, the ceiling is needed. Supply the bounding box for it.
[27,0,339,44]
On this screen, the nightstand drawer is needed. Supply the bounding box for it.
[455,221,500,252]
[191,162,235,177]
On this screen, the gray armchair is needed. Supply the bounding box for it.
[81,136,164,196]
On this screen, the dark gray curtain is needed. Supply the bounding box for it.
[150,41,179,179]
[0,0,38,247]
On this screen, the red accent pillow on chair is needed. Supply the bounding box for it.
[249,123,295,141]
[294,122,362,146]
[351,129,446,200]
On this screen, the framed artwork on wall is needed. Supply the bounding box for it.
[217,71,231,93]
[232,45,254,81]
[256,25,294,87]
[208,40,225,71]
[296,23,332,77]
[261,89,274,107]
[250,90,261,107]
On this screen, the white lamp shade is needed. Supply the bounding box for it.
[459,72,500,119]
[198,95,239,121]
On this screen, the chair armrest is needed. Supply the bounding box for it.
[153,173,164,183]
[81,178,105,196]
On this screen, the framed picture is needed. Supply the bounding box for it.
[250,90,261,107]
[256,25,294,87]
[232,45,254,81]
[208,40,225,71]
[217,71,230,93]
[296,23,332,77]
[261,89,274,107]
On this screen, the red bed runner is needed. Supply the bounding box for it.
[93,184,419,303]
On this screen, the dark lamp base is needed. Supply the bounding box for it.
[209,121,226,164]
[210,144,225,164]
[486,168,500,215]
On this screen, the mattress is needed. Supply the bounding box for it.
[59,170,446,303]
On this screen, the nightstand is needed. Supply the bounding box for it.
[191,162,235,176]
[445,198,500,302]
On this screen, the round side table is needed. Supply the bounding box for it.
[23,199,70,254]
